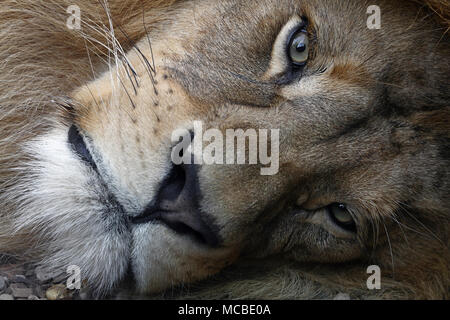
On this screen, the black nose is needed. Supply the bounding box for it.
[132,163,220,248]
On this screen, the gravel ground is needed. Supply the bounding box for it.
[1,257,352,300]
[0,258,90,300]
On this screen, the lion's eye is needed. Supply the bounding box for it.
[328,203,356,232]
[288,29,309,66]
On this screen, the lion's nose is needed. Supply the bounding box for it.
[132,163,220,248]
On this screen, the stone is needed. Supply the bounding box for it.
[0,276,5,291]
[10,283,33,298]
[10,282,27,289]
[333,293,351,300]
[35,267,63,283]
[11,275,30,285]
[0,294,14,300]
[28,295,40,300]
[46,284,70,300]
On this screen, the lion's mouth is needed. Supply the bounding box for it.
[131,162,221,248]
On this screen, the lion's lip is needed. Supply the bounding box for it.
[131,163,220,248]
[131,208,218,246]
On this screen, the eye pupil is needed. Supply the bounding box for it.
[328,203,357,233]
[295,42,306,53]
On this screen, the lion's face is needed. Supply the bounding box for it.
[4,0,449,298]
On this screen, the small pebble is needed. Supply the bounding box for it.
[10,283,33,298]
[10,282,27,289]
[333,293,351,300]
[0,276,6,291]
[28,295,40,300]
[35,267,63,284]
[0,293,14,300]
[11,274,30,285]
[46,284,70,300]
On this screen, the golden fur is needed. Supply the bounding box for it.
[0,0,449,299]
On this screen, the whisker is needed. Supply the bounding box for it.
[396,202,444,244]
[80,17,140,99]
[122,56,138,95]
[143,9,157,74]
[118,76,137,110]
[83,38,108,110]
[117,25,159,96]
[382,219,395,277]
[84,84,104,114]
[368,218,380,257]
[388,215,410,246]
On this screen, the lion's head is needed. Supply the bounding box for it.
[0,0,448,299]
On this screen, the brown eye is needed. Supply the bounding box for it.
[328,203,356,232]
[288,29,309,66]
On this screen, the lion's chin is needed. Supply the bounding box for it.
[129,223,238,295]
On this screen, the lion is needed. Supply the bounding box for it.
[0,0,448,300]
